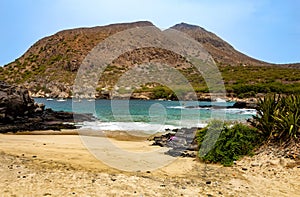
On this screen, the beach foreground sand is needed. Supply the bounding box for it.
[0,130,299,196]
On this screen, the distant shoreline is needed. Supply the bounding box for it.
[32,96,258,104]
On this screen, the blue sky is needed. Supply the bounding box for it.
[0,0,299,66]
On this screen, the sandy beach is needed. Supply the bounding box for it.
[0,130,299,196]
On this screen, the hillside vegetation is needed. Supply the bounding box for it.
[0,21,299,99]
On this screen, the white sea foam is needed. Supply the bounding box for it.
[79,121,180,133]
[168,105,257,115]
[166,106,185,109]
[78,119,211,133]
[221,108,257,115]
[215,98,227,102]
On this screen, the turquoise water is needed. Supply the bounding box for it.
[34,98,256,132]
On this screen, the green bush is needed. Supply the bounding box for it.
[152,86,175,99]
[197,120,262,166]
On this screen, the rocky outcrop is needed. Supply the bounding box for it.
[231,101,257,109]
[0,81,35,121]
[0,81,94,133]
[151,127,199,157]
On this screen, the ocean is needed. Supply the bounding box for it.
[34,98,256,134]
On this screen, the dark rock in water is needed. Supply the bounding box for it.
[0,81,95,133]
[186,105,227,109]
[185,101,257,110]
[231,101,257,109]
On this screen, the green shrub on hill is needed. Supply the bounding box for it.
[219,65,300,97]
[197,120,263,166]
[152,86,174,99]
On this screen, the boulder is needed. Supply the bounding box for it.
[0,81,95,133]
[0,81,35,122]
[151,127,200,157]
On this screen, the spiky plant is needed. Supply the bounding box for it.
[250,94,280,139]
[251,94,300,142]
[273,95,300,140]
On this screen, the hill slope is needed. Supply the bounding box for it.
[0,21,299,99]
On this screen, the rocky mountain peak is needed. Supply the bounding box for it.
[172,22,267,66]
[172,22,204,30]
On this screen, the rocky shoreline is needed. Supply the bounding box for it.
[31,92,259,104]
[150,127,199,158]
[0,81,94,133]
[150,125,300,162]
[0,80,256,134]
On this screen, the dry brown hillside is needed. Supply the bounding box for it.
[0,21,299,99]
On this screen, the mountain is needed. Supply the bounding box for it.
[0,21,299,99]
[172,23,265,67]
[172,23,300,68]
